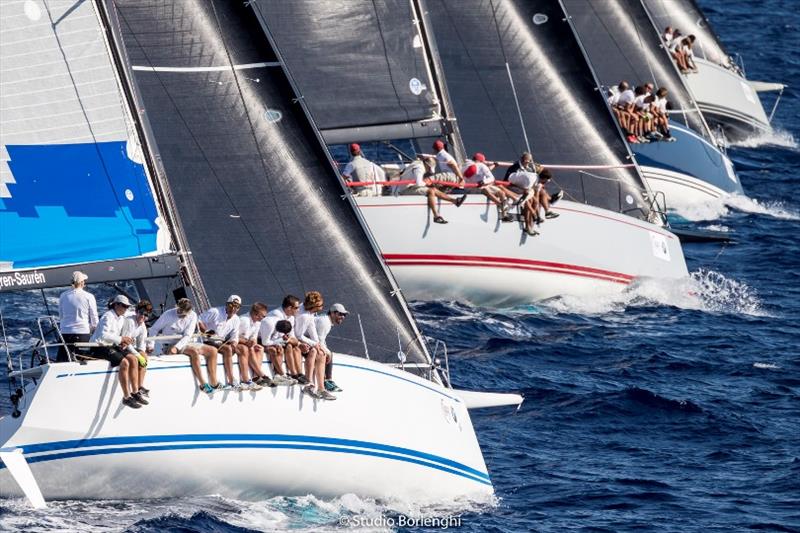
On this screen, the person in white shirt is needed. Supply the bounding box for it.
[609,81,638,143]
[682,35,698,72]
[89,295,144,408]
[462,152,513,221]
[315,303,348,393]
[400,155,466,224]
[508,166,541,236]
[149,298,219,394]
[260,295,303,385]
[237,302,272,387]
[295,291,335,400]
[122,300,153,401]
[199,295,252,391]
[662,26,674,44]
[341,143,386,197]
[57,271,99,362]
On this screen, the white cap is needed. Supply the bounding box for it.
[111,295,132,307]
[329,303,348,315]
[72,271,88,284]
[227,294,242,305]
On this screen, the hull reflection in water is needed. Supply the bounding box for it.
[0,355,493,502]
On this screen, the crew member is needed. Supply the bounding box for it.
[57,271,98,362]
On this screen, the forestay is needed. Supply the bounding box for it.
[110,0,429,365]
[250,0,443,144]
[560,0,713,142]
[0,0,175,291]
[427,0,651,219]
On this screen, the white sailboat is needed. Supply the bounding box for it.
[0,0,520,507]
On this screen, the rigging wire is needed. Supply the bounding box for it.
[114,1,289,297]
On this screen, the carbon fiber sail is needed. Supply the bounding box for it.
[643,0,733,70]
[560,0,713,141]
[0,0,178,291]
[249,0,445,144]
[427,0,651,218]
[109,0,429,364]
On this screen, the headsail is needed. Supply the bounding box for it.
[560,0,714,142]
[110,0,429,365]
[250,0,446,144]
[0,0,177,290]
[427,0,651,219]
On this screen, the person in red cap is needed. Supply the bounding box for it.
[462,152,514,222]
[431,139,464,186]
[341,143,385,197]
[399,155,466,224]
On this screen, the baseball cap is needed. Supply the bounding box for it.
[329,303,349,315]
[72,271,88,284]
[432,140,445,151]
[111,295,132,307]
[227,294,242,305]
[349,143,361,155]
[463,164,478,179]
[473,152,486,162]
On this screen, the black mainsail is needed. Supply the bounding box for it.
[109,0,429,365]
[560,0,714,141]
[426,0,652,218]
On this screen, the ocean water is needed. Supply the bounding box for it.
[1,0,799,531]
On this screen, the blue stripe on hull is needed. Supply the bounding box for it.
[631,123,743,195]
[0,433,491,486]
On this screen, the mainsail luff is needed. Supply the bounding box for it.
[426,0,652,218]
[112,0,430,365]
[0,0,179,290]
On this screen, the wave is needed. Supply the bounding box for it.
[0,492,497,532]
[540,269,763,316]
[669,194,800,222]
[729,128,798,150]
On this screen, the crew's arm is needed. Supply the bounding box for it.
[259,317,279,346]
[89,295,99,330]
[174,314,197,352]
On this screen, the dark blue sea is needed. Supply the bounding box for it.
[1,0,799,531]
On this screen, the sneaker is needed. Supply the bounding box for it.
[649,131,664,140]
[454,194,467,207]
[525,227,540,237]
[222,382,236,391]
[665,136,677,142]
[501,214,515,223]
[319,390,337,401]
[549,190,564,205]
[432,215,448,224]
[256,376,275,387]
[627,134,638,143]
[122,396,142,409]
[545,211,559,219]
[303,384,319,398]
[275,374,296,386]
[296,374,310,385]
[211,382,223,391]
[139,387,150,398]
[246,380,264,391]
[324,379,343,392]
[132,391,149,405]
[637,136,650,143]
[201,383,214,394]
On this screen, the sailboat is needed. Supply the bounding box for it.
[642,0,785,142]
[249,0,688,307]
[561,0,745,206]
[0,0,519,506]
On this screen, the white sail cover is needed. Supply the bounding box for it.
[0,0,171,288]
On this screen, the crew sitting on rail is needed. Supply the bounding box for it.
[341,143,385,197]
[316,303,347,393]
[261,295,302,385]
[463,152,514,222]
[57,270,98,362]
[507,163,542,236]
[149,297,220,395]
[199,295,256,391]
[400,154,466,225]
[536,169,561,221]
[650,87,676,142]
[670,33,697,73]
[89,295,146,409]
[238,302,272,388]
[634,85,662,142]
[295,291,336,401]
[122,299,153,402]
[662,26,674,44]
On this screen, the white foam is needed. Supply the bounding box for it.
[541,269,764,317]
[670,194,800,222]
[730,128,798,150]
[753,362,779,369]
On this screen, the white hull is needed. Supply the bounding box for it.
[0,355,492,502]
[685,58,772,139]
[355,197,687,306]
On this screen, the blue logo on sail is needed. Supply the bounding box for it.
[0,141,162,269]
